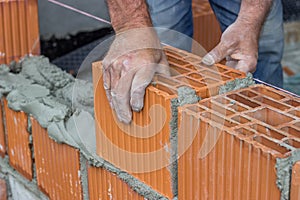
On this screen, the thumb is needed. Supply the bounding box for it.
[202,41,229,66]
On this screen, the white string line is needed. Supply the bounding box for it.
[48,0,111,25]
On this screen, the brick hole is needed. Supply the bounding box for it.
[201,112,238,127]
[176,77,207,88]
[281,126,300,138]
[228,103,248,112]
[214,97,231,105]
[183,56,201,63]
[220,75,232,81]
[184,65,198,70]
[254,136,290,154]
[250,124,286,140]
[202,77,218,84]
[186,105,205,113]
[285,139,300,149]
[216,65,228,73]
[164,49,181,57]
[232,115,251,124]
[251,87,285,100]
[246,108,294,126]
[254,96,290,111]
[152,75,181,87]
[227,94,260,108]
[224,71,243,78]
[169,63,191,76]
[239,90,258,98]
[153,83,177,95]
[199,101,234,116]
[284,100,300,107]
[167,56,190,66]
[289,110,300,118]
[187,72,203,80]
[200,70,222,79]
[235,128,255,137]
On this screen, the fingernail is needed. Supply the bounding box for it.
[202,54,215,66]
[130,93,144,112]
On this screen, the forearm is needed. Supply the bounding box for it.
[237,0,273,35]
[106,0,152,33]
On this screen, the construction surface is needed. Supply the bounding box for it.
[0,45,299,200]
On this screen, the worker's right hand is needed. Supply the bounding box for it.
[102,28,170,124]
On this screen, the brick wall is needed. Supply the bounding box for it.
[0,46,299,200]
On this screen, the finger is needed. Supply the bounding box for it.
[202,41,229,66]
[235,58,257,73]
[156,60,170,77]
[226,60,238,69]
[130,64,156,112]
[111,70,135,124]
[103,68,114,109]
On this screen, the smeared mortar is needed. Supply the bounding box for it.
[218,73,255,94]
[0,56,167,200]
[276,148,300,200]
[0,156,49,200]
[169,86,200,197]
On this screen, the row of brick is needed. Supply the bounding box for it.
[93,46,300,199]
[0,98,147,200]
[93,46,247,198]
[0,0,40,64]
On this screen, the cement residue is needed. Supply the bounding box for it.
[20,56,74,91]
[55,80,94,114]
[118,171,167,200]
[79,155,89,200]
[276,149,300,200]
[0,156,49,200]
[169,86,200,197]
[218,73,255,94]
[0,56,167,199]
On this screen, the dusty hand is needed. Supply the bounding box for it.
[202,19,259,73]
[102,28,170,124]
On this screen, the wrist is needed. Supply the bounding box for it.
[113,18,152,33]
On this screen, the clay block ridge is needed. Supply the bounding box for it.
[0,56,167,199]
[178,84,300,200]
[0,0,40,64]
[192,0,222,51]
[93,46,248,198]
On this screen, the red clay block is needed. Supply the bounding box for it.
[0,0,40,64]
[0,99,5,157]
[178,84,300,199]
[3,99,32,181]
[0,178,7,200]
[192,0,222,52]
[87,166,145,200]
[31,118,83,200]
[93,46,246,198]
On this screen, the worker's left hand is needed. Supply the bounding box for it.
[202,18,259,73]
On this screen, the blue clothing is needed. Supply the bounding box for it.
[146,0,284,87]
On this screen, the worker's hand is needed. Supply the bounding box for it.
[102,28,170,124]
[202,18,259,73]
